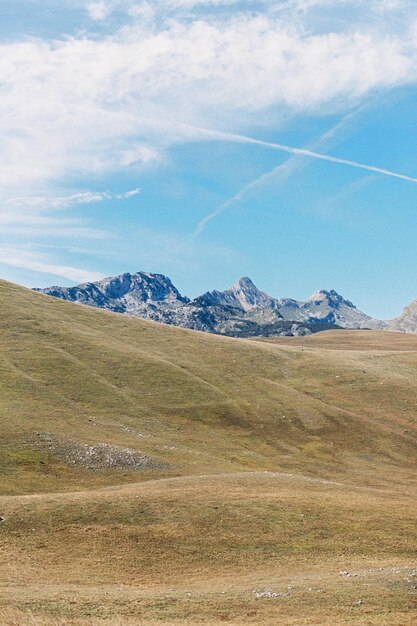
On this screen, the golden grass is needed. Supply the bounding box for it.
[0,280,416,624]
[1,474,416,624]
[255,328,417,351]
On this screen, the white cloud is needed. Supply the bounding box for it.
[1,10,416,192]
[0,187,139,248]
[86,1,111,20]
[0,248,103,283]
[4,188,140,210]
[85,0,254,18]
[270,0,410,14]
[81,0,416,21]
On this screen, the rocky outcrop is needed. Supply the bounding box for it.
[31,432,170,471]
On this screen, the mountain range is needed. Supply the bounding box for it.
[35,271,393,337]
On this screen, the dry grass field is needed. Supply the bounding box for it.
[0,280,416,624]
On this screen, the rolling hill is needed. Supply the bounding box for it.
[0,279,416,625]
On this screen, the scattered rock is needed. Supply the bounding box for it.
[30,432,170,472]
[253,589,289,599]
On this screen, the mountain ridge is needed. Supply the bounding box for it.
[35,270,387,338]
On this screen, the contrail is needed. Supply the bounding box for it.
[202,128,417,184]
[194,112,365,235]
[193,126,417,235]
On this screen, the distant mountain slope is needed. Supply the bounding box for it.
[36,272,386,337]
[387,297,417,333]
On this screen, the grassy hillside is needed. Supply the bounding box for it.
[0,280,416,624]
[1,280,416,494]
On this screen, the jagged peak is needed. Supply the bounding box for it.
[232,276,258,290]
[193,277,275,312]
[226,277,276,311]
[308,289,356,309]
[72,271,169,289]
[40,270,187,304]
[102,270,172,283]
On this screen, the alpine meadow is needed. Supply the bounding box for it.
[0,280,416,625]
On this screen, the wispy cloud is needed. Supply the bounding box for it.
[0,247,104,283]
[1,10,416,190]
[0,188,140,233]
[4,188,140,210]
[84,0,261,20]
[315,175,377,219]
[81,0,412,20]
[0,188,139,280]
[86,1,111,20]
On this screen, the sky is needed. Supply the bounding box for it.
[2,1,417,319]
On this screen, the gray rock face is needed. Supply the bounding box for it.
[295,289,386,330]
[387,298,417,333]
[35,272,189,323]
[35,271,386,338]
[196,277,279,311]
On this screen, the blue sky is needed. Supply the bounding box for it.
[1,0,417,319]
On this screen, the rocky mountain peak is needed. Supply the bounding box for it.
[92,271,187,304]
[211,277,277,312]
[232,276,257,290]
[308,289,356,309]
